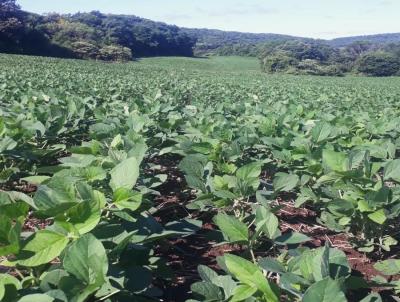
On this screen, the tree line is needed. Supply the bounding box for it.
[0,0,196,61]
[1,0,400,75]
[259,40,400,76]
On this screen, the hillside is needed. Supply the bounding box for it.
[185,29,400,56]
[329,33,400,47]
[1,0,400,59]
[0,5,196,59]
[183,28,308,55]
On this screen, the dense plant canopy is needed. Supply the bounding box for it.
[0,0,196,60]
[0,54,400,301]
[2,0,400,73]
[259,40,400,76]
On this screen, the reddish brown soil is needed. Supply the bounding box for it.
[23,213,53,232]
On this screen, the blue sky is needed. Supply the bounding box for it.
[17,0,400,39]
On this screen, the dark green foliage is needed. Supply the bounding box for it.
[1,54,400,300]
[98,45,132,62]
[329,33,400,48]
[259,40,400,77]
[261,52,298,73]
[0,8,196,60]
[70,41,99,59]
[356,51,400,76]
[259,41,346,76]
[184,28,303,56]
[185,28,400,57]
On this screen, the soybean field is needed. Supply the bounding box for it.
[1,54,400,301]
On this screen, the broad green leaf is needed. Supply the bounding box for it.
[191,281,224,301]
[374,259,400,275]
[33,177,78,216]
[231,284,257,302]
[40,269,69,292]
[295,187,319,207]
[78,167,107,182]
[322,149,348,173]
[274,232,311,245]
[212,275,237,299]
[273,173,299,192]
[44,290,68,302]
[236,162,262,179]
[213,213,248,243]
[57,198,102,235]
[179,155,208,192]
[224,254,279,302]
[255,206,279,239]
[112,188,142,211]
[63,234,108,287]
[312,122,333,143]
[21,176,51,185]
[302,278,347,302]
[8,230,69,267]
[59,154,96,168]
[198,265,218,282]
[0,274,20,301]
[367,209,387,225]
[0,216,22,256]
[18,294,54,302]
[384,159,400,182]
[328,249,351,279]
[258,258,286,274]
[109,157,140,191]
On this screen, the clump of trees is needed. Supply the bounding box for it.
[259,40,400,77]
[98,45,132,62]
[356,51,400,76]
[69,41,132,62]
[0,0,196,61]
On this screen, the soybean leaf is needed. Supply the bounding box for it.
[322,149,348,173]
[109,157,140,191]
[191,281,224,301]
[198,265,218,282]
[18,294,54,302]
[273,173,299,192]
[213,213,248,243]
[224,254,279,302]
[231,284,257,302]
[236,162,262,180]
[312,122,333,143]
[112,188,142,211]
[258,258,286,274]
[374,259,400,276]
[8,230,69,267]
[0,274,20,301]
[302,278,347,302]
[384,159,400,182]
[274,232,311,245]
[63,234,108,287]
[367,209,387,225]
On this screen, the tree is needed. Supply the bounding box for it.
[261,52,298,73]
[70,41,99,59]
[0,0,23,38]
[356,51,400,76]
[98,45,132,62]
[0,0,20,18]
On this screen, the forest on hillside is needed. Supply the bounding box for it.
[0,0,196,60]
[1,0,400,76]
[258,40,400,76]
